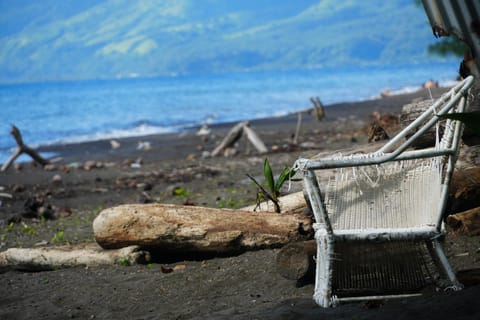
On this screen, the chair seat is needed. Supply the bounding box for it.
[324,158,441,231]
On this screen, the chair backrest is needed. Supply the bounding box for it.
[296,76,475,232]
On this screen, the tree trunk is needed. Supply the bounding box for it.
[0,244,149,272]
[446,207,480,236]
[276,240,316,280]
[93,204,313,252]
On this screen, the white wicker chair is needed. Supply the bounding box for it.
[294,76,474,307]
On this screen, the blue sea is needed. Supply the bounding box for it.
[0,62,461,163]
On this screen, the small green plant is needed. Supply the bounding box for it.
[21,223,36,236]
[217,198,241,209]
[51,230,66,244]
[172,186,191,198]
[247,158,297,213]
[6,221,15,232]
[117,257,130,266]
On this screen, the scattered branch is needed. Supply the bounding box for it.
[1,125,49,172]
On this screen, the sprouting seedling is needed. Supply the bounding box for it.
[247,158,297,213]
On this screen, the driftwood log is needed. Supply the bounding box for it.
[446,207,480,236]
[93,204,313,252]
[211,121,267,156]
[1,125,49,172]
[241,191,308,215]
[400,99,439,149]
[0,244,149,272]
[276,240,316,280]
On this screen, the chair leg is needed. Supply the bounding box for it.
[313,231,335,307]
[426,238,463,290]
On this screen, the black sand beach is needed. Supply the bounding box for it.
[1,87,480,319]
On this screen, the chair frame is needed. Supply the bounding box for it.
[294,76,474,307]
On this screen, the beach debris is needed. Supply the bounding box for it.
[447,207,480,236]
[371,111,399,131]
[211,121,267,157]
[0,192,13,199]
[110,139,121,149]
[22,196,55,220]
[186,153,197,161]
[131,162,142,169]
[54,207,73,218]
[161,265,174,273]
[400,100,440,149]
[276,239,316,280]
[49,157,63,163]
[367,122,389,143]
[12,184,25,193]
[44,164,57,171]
[240,191,307,215]
[0,244,150,272]
[128,158,143,169]
[1,125,50,172]
[449,167,480,214]
[83,160,104,171]
[52,174,63,185]
[292,112,303,145]
[160,264,186,274]
[196,124,211,136]
[93,203,313,252]
[137,141,152,151]
[422,79,439,89]
[309,96,325,121]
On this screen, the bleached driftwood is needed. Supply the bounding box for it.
[211,122,246,156]
[241,191,307,214]
[93,204,313,252]
[211,121,267,156]
[1,125,50,172]
[242,124,268,153]
[0,244,149,272]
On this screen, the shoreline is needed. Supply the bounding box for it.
[13,86,448,164]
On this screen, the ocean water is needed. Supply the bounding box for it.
[0,61,460,163]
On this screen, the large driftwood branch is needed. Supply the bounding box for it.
[211,121,267,156]
[242,124,268,153]
[93,204,313,251]
[1,125,49,172]
[0,244,150,272]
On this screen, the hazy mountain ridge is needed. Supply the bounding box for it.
[0,0,443,83]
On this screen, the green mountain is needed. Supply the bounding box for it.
[0,0,444,83]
